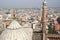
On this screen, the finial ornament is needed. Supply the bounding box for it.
[13,9,16,20]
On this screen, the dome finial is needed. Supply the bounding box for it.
[12,9,17,20]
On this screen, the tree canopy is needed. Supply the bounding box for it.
[57,17,60,24]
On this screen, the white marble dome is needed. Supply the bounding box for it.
[7,20,22,29]
[0,20,33,40]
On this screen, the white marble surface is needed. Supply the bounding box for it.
[0,20,33,40]
[7,20,22,29]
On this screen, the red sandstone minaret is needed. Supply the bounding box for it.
[42,0,47,40]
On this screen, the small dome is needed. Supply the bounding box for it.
[7,20,21,29]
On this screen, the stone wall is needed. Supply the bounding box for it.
[33,32,42,40]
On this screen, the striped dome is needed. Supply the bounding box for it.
[0,20,33,40]
[7,20,21,29]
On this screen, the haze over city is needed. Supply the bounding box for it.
[0,0,60,8]
[0,0,60,40]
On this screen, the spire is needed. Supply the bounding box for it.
[43,0,47,8]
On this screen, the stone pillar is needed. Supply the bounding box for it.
[32,23,36,29]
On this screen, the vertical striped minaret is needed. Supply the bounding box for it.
[42,0,47,40]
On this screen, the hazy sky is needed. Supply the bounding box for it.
[0,0,60,8]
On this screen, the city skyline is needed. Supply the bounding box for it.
[0,0,60,8]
